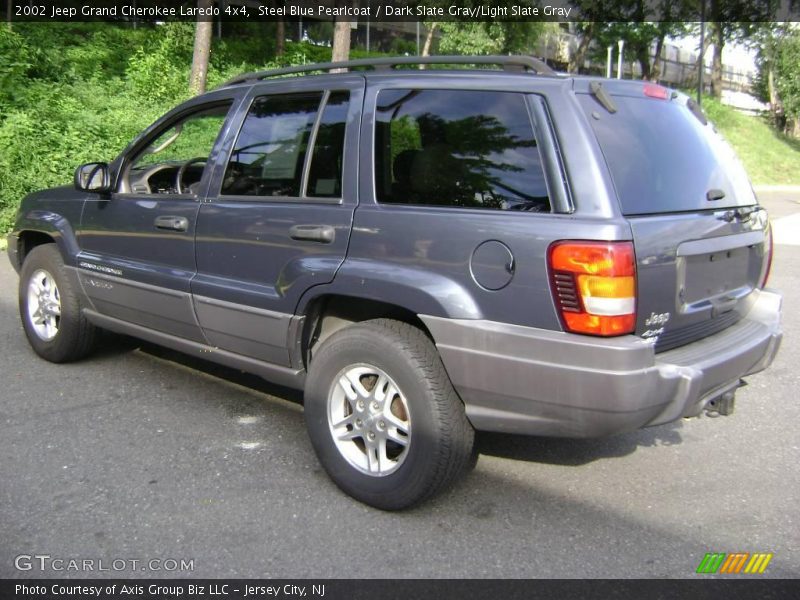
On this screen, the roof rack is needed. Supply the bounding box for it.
[220,55,556,88]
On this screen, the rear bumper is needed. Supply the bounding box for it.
[420,289,782,438]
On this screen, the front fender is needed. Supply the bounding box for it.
[14,210,82,267]
[12,185,87,268]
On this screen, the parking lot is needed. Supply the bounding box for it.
[1,191,798,579]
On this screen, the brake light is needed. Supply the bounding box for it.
[759,223,774,288]
[548,241,637,336]
[643,83,669,100]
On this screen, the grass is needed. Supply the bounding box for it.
[703,97,800,186]
[0,238,6,252]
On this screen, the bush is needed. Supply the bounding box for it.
[0,24,187,232]
[0,23,382,234]
[0,27,31,111]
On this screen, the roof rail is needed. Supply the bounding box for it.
[219,55,556,88]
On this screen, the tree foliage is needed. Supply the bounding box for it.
[755,24,800,134]
[773,31,800,125]
[0,23,319,233]
[704,0,778,97]
[580,1,693,78]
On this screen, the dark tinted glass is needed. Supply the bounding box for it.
[578,93,756,215]
[222,93,322,197]
[375,89,550,212]
[306,91,349,198]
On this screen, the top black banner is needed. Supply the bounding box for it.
[3,0,800,23]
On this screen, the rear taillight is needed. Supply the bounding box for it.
[643,83,669,100]
[759,223,774,288]
[548,241,637,336]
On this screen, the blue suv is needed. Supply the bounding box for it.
[7,56,782,509]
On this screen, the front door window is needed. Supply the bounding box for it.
[124,103,231,195]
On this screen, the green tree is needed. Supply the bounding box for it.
[0,26,30,110]
[438,22,506,55]
[756,24,800,135]
[774,30,800,136]
[590,1,693,80]
[434,21,547,56]
[705,0,777,98]
[568,1,627,73]
[422,1,547,58]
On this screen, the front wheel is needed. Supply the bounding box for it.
[19,244,97,363]
[304,319,475,510]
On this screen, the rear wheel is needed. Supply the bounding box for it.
[304,319,475,510]
[19,244,97,363]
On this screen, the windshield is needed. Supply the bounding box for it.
[578,92,756,215]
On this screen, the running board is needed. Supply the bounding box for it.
[84,310,306,391]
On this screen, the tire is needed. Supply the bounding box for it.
[18,243,97,363]
[304,319,475,510]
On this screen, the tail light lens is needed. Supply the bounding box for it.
[643,83,669,100]
[759,222,774,288]
[548,241,637,336]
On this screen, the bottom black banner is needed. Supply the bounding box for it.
[2,579,799,600]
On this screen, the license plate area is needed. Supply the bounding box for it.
[682,247,751,304]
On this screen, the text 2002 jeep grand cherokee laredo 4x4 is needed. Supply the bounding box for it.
[7,56,782,509]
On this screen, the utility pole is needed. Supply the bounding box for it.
[617,40,624,79]
[698,0,706,106]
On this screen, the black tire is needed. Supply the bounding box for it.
[18,244,97,363]
[304,319,475,510]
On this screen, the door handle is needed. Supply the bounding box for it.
[154,216,189,232]
[289,224,335,243]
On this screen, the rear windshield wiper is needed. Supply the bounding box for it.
[589,81,617,114]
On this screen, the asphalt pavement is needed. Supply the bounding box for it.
[1,191,798,579]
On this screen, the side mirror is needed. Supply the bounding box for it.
[74,162,111,193]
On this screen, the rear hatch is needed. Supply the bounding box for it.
[576,81,771,352]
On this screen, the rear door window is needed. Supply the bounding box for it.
[375,89,551,212]
[222,91,349,199]
[578,93,756,215]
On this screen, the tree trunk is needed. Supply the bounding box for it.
[276,19,285,56]
[767,65,786,131]
[696,28,707,91]
[569,22,594,74]
[711,22,724,99]
[422,23,437,57]
[791,118,800,139]
[652,36,665,82]
[331,18,352,70]
[636,45,651,81]
[189,0,214,95]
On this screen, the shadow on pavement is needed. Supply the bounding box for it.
[475,422,683,467]
[91,333,304,404]
[90,331,682,469]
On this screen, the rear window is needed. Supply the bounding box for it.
[578,93,756,215]
[375,89,550,212]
